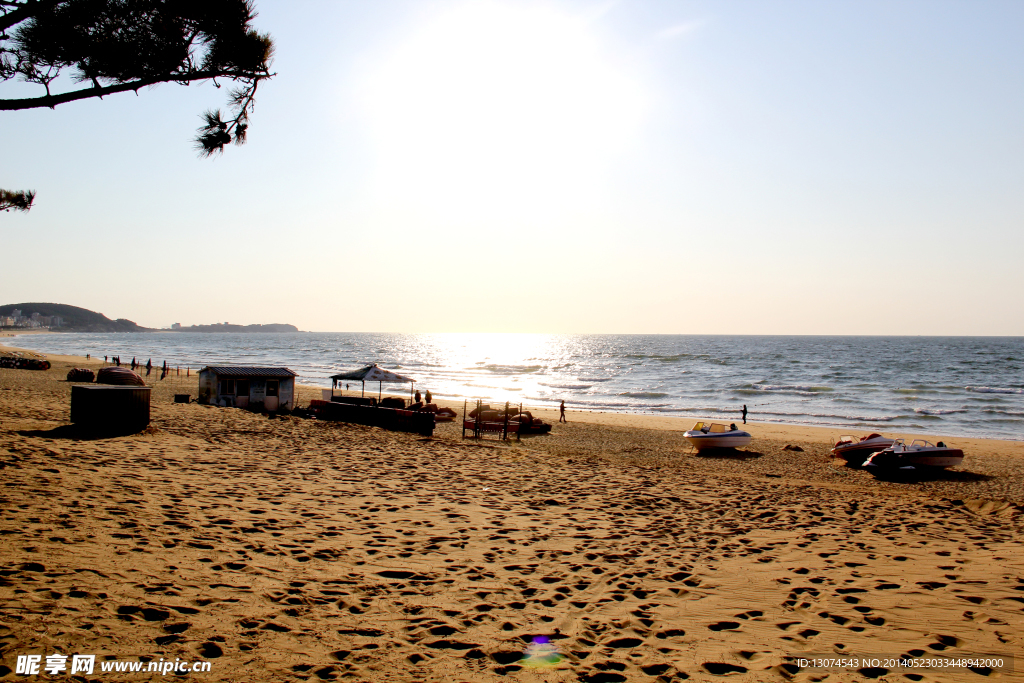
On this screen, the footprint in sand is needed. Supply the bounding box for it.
[702,662,748,675]
[708,621,741,631]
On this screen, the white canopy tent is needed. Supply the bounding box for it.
[330,363,416,401]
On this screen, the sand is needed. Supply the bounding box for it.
[1,343,1022,682]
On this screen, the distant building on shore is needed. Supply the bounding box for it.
[0,309,63,329]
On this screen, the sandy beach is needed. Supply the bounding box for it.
[1,343,1022,682]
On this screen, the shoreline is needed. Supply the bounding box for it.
[3,339,1022,447]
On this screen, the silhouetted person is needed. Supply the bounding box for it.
[559,400,567,423]
[415,389,421,403]
[131,357,136,370]
[741,404,748,424]
[425,390,432,404]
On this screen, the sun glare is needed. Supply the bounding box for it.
[357,1,646,224]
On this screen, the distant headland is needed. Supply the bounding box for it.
[0,303,149,333]
[1,303,299,333]
[169,322,300,333]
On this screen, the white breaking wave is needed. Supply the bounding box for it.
[914,408,967,416]
[966,386,1024,394]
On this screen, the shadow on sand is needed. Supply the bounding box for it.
[694,448,763,460]
[18,424,148,441]
[868,467,996,484]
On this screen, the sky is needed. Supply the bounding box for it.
[2,0,1023,335]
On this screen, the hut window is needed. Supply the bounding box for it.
[235,380,250,396]
[266,380,279,397]
[220,379,235,395]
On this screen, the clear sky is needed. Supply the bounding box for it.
[3,0,1022,335]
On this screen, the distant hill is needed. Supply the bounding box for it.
[0,303,150,332]
[171,323,300,333]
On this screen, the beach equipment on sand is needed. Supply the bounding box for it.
[461,401,551,440]
[70,385,151,434]
[864,439,964,471]
[307,399,435,436]
[830,433,894,467]
[330,363,417,402]
[66,368,95,382]
[683,422,752,451]
[0,356,50,370]
[97,366,146,386]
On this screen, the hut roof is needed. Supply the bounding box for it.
[330,363,414,384]
[201,366,297,378]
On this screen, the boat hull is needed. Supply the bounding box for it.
[831,439,894,465]
[865,448,964,470]
[899,450,964,468]
[684,432,753,451]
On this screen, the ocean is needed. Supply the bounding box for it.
[10,332,1024,440]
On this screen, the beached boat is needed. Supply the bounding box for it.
[684,422,752,451]
[863,439,964,470]
[830,433,895,466]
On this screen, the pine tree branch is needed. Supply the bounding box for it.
[0,188,35,212]
[0,68,264,110]
[0,0,59,33]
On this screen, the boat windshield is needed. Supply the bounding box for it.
[707,423,728,433]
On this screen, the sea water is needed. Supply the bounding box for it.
[11,333,1024,440]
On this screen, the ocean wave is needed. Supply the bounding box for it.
[741,409,899,423]
[579,377,614,383]
[479,364,544,374]
[538,383,593,390]
[747,384,833,394]
[981,408,1024,417]
[914,408,967,416]
[618,392,670,399]
[674,406,744,414]
[966,386,1023,394]
[541,398,673,410]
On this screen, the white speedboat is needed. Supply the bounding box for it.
[864,439,964,470]
[684,422,752,451]
[830,433,895,466]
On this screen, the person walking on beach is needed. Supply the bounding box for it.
[741,404,748,424]
[425,389,432,404]
[415,389,421,404]
[559,400,567,423]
